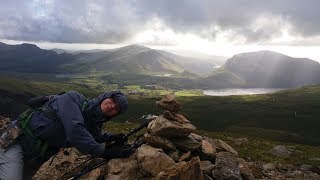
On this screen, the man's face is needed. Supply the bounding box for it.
[100,98,120,117]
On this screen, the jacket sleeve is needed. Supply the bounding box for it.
[54,92,104,157]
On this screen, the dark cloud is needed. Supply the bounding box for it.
[0,0,319,44]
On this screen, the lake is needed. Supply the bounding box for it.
[203,88,285,96]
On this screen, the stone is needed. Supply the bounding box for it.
[168,151,180,162]
[156,98,182,112]
[161,94,175,102]
[201,140,216,159]
[213,152,242,180]
[262,163,276,171]
[136,144,176,176]
[163,110,176,120]
[83,167,105,180]
[107,157,144,180]
[200,161,215,174]
[156,157,204,180]
[238,162,255,180]
[171,136,201,152]
[270,145,293,157]
[188,133,203,142]
[204,137,238,156]
[299,164,312,171]
[143,133,176,152]
[237,159,264,179]
[178,151,191,162]
[175,114,191,123]
[34,148,87,180]
[234,138,249,145]
[147,116,196,138]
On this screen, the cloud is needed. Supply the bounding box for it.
[0,0,319,45]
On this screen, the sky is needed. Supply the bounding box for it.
[1,0,320,61]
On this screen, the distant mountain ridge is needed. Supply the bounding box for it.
[223,50,320,88]
[0,42,320,88]
[0,42,218,75]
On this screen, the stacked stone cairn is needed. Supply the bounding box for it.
[93,94,252,180]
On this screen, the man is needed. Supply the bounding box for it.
[0,91,132,180]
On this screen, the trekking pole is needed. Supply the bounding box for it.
[123,114,157,139]
[70,140,145,180]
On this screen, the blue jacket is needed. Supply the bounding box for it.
[20,91,126,159]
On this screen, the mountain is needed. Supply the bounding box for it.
[223,51,320,88]
[0,42,216,76]
[62,44,218,75]
[50,48,72,54]
[0,43,75,73]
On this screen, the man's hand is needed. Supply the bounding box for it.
[102,147,135,159]
[109,133,127,143]
[101,133,128,144]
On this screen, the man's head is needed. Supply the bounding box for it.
[99,91,128,117]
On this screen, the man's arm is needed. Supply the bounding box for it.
[54,92,104,157]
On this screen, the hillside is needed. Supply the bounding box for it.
[0,75,319,145]
[0,42,216,76]
[223,50,320,88]
[0,43,75,73]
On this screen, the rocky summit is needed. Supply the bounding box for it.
[22,95,320,179]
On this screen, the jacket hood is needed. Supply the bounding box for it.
[83,91,128,122]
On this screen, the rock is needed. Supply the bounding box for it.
[204,137,238,156]
[234,138,249,145]
[163,110,176,121]
[270,145,293,157]
[175,114,191,124]
[213,152,242,180]
[285,170,320,179]
[171,136,201,152]
[147,116,196,138]
[262,163,276,171]
[297,164,320,175]
[168,151,180,162]
[107,157,144,180]
[34,148,85,180]
[201,140,216,159]
[136,144,176,176]
[238,162,255,180]
[310,166,320,175]
[299,164,313,171]
[105,174,122,180]
[143,133,176,152]
[200,161,215,174]
[156,98,182,112]
[161,94,175,102]
[83,167,105,180]
[178,151,191,162]
[309,157,320,161]
[188,133,204,142]
[156,157,204,180]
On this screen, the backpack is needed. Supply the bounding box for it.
[27,92,66,109]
